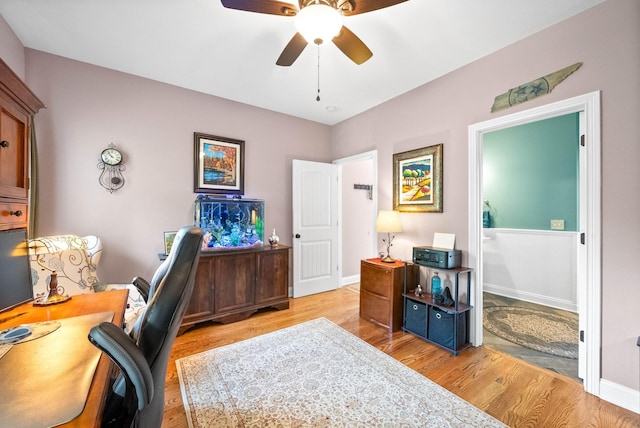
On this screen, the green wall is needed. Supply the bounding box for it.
[483,113,579,231]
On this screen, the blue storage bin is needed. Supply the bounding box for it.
[428,307,467,350]
[404,299,427,337]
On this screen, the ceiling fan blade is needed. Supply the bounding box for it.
[332,26,373,65]
[338,0,408,16]
[276,33,308,66]
[221,0,298,16]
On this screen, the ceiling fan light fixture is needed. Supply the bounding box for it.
[295,3,343,45]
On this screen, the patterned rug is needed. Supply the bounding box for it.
[176,318,506,427]
[483,306,578,359]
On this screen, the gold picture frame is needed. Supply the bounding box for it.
[393,144,443,213]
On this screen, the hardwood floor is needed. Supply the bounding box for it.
[162,286,639,428]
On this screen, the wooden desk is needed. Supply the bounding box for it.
[0,289,128,427]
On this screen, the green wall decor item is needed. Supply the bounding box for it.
[491,62,582,113]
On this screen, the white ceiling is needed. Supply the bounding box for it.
[0,0,603,125]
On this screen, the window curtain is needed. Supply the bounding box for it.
[28,115,39,239]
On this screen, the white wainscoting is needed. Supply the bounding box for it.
[483,228,578,312]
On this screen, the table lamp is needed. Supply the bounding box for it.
[376,210,403,263]
[28,236,75,306]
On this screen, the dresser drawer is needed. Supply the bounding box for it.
[360,289,391,328]
[360,264,392,297]
[0,202,27,229]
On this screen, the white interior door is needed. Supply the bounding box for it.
[292,160,339,298]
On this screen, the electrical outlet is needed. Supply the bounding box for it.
[550,219,565,230]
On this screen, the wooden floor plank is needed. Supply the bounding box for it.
[161,287,639,427]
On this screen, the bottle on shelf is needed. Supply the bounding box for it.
[431,271,441,296]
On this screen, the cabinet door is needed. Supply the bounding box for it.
[214,252,256,314]
[255,248,289,305]
[183,257,215,324]
[0,100,28,200]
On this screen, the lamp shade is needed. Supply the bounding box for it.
[295,3,343,44]
[376,210,403,233]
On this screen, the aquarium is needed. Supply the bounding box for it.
[194,196,264,251]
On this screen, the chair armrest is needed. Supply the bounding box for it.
[88,322,154,411]
[131,276,150,302]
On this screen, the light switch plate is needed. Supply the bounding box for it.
[550,219,565,230]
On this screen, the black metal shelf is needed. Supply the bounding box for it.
[402,262,473,356]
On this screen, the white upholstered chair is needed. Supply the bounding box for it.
[29,234,146,332]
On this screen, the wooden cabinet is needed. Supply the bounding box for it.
[0,58,44,231]
[181,245,290,332]
[360,258,417,332]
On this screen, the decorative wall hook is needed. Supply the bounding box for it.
[354,184,373,200]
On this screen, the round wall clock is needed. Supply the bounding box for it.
[101,147,123,166]
[97,143,126,193]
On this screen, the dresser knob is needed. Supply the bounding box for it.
[0,140,9,148]
[10,210,23,217]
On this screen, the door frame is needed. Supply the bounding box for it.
[467,91,601,395]
[333,150,378,283]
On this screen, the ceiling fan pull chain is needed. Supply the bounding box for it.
[316,44,321,102]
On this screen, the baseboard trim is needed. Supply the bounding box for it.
[484,283,577,313]
[599,379,640,414]
[341,274,359,287]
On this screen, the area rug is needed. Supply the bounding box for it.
[483,306,578,359]
[176,317,506,427]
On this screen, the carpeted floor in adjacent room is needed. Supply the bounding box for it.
[483,292,580,382]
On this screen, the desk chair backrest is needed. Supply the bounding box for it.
[90,225,203,428]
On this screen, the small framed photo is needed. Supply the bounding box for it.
[194,132,244,195]
[393,144,443,212]
[164,231,177,255]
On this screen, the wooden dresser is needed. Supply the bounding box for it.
[180,245,290,333]
[360,258,417,332]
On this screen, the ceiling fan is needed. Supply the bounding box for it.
[220,0,408,66]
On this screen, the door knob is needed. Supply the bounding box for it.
[295,234,301,238]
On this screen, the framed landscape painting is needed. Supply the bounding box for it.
[164,231,177,255]
[393,144,443,212]
[194,132,244,195]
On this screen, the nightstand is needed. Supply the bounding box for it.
[360,258,418,332]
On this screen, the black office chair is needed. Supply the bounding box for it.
[88,226,203,428]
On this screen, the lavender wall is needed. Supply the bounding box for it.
[1,0,638,399]
[23,51,331,283]
[331,0,640,393]
[0,15,24,79]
